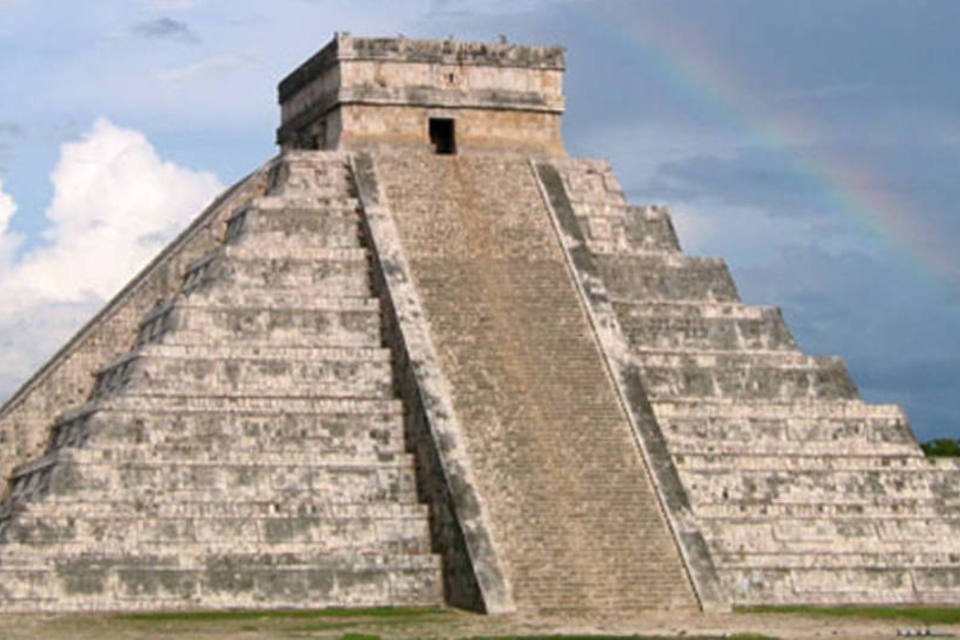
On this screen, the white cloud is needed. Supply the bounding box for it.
[158,53,260,83]
[150,0,194,10]
[0,180,15,235]
[0,180,20,275]
[0,118,223,398]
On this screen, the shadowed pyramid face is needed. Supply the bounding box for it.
[276,34,568,156]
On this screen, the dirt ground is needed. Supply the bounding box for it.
[0,608,956,640]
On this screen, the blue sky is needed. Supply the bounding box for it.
[0,0,958,441]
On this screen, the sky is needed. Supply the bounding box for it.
[0,0,957,441]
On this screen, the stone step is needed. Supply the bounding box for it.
[616,304,798,352]
[703,514,960,531]
[265,150,352,169]
[694,500,954,519]
[262,149,352,167]
[668,439,920,457]
[212,242,368,262]
[717,566,927,605]
[230,202,362,229]
[94,350,393,399]
[227,229,362,252]
[248,198,365,220]
[135,300,382,349]
[714,552,960,570]
[253,185,358,204]
[224,205,361,244]
[266,162,356,184]
[224,203,361,242]
[14,499,428,521]
[675,453,935,472]
[180,287,376,309]
[0,513,431,551]
[638,356,857,401]
[50,407,406,455]
[596,253,740,302]
[656,405,916,450]
[256,190,360,208]
[131,343,389,360]
[709,540,960,559]
[260,180,358,202]
[52,447,409,467]
[0,548,440,571]
[66,395,404,416]
[653,398,904,419]
[180,248,369,297]
[637,350,833,367]
[622,204,681,253]
[682,468,939,503]
[0,553,441,610]
[700,519,960,551]
[8,455,418,504]
[619,300,776,320]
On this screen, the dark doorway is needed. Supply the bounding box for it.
[429,118,456,155]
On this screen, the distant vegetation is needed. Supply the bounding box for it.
[921,438,960,457]
[741,604,960,624]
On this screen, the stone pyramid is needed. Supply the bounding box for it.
[0,34,957,614]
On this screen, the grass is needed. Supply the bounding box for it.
[110,609,781,640]
[117,605,447,623]
[0,607,790,640]
[465,635,777,640]
[113,607,452,638]
[468,636,648,639]
[740,604,960,625]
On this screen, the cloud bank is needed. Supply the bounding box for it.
[0,118,223,399]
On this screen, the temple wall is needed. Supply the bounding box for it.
[277,35,565,154]
[338,105,564,154]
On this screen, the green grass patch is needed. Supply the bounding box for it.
[467,636,777,640]
[340,634,381,640]
[740,604,960,624]
[469,636,647,639]
[116,605,448,624]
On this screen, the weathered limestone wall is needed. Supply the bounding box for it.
[282,58,564,123]
[0,162,277,487]
[544,156,960,605]
[338,105,564,155]
[374,151,697,614]
[0,151,442,611]
[278,34,565,154]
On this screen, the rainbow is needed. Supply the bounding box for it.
[569,5,954,291]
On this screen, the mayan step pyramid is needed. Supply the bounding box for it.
[0,33,958,613]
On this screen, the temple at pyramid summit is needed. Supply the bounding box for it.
[1,33,960,614]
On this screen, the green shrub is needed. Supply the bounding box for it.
[921,438,960,457]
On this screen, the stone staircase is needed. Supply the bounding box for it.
[372,152,698,614]
[546,158,960,606]
[0,151,442,611]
